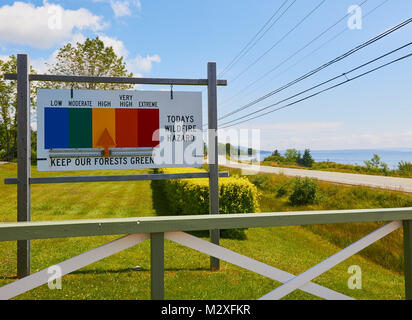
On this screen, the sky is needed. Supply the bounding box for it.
[0,0,411,151]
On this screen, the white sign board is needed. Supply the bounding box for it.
[37,89,203,171]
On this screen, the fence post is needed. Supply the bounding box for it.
[404,220,412,300]
[150,232,164,300]
[16,54,31,279]
[208,62,220,271]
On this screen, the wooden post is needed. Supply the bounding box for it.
[208,62,220,271]
[403,220,412,300]
[16,54,31,278]
[150,232,164,300]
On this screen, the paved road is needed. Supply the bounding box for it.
[218,156,412,193]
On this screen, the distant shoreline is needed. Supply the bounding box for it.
[237,148,412,169]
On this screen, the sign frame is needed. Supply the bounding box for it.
[36,89,203,172]
[3,54,227,278]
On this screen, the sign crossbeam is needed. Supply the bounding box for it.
[3,73,228,86]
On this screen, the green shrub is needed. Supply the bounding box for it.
[276,184,288,198]
[249,175,265,188]
[152,167,260,239]
[398,161,412,176]
[289,177,319,206]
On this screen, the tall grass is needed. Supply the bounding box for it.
[228,167,408,274]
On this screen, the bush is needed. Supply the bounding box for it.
[276,184,288,198]
[289,177,319,206]
[152,167,260,239]
[398,161,412,176]
[0,149,6,161]
[249,175,265,188]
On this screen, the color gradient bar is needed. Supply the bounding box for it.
[115,109,138,147]
[92,108,116,148]
[44,108,69,149]
[69,108,93,148]
[138,109,159,147]
[44,107,160,150]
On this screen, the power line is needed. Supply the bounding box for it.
[219,42,412,127]
[200,0,292,95]
[218,0,378,110]
[218,16,412,122]
[260,0,389,93]
[219,51,412,129]
[229,0,327,85]
[218,0,292,78]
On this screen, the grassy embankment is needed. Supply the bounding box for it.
[260,160,412,178]
[0,163,407,299]
[225,167,410,274]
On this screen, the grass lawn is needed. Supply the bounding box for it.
[0,163,406,299]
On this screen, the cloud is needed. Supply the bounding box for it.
[0,1,106,49]
[256,122,344,133]
[94,0,141,17]
[224,122,412,150]
[98,34,129,57]
[110,0,141,17]
[128,54,161,73]
[31,50,60,74]
[28,33,161,77]
[98,34,160,75]
[0,55,12,62]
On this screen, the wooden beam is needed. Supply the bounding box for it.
[166,232,352,300]
[260,221,402,300]
[208,62,220,271]
[0,234,149,300]
[403,220,412,300]
[4,172,229,185]
[16,54,31,278]
[150,233,164,300]
[1,208,412,242]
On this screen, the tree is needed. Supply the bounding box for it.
[0,55,37,161]
[225,143,231,157]
[271,149,280,157]
[46,37,133,90]
[364,154,381,169]
[284,149,299,164]
[296,150,302,165]
[301,149,314,167]
[364,154,389,173]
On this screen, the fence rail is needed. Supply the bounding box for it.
[0,207,411,241]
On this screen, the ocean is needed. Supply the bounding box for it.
[240,149,412,169]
